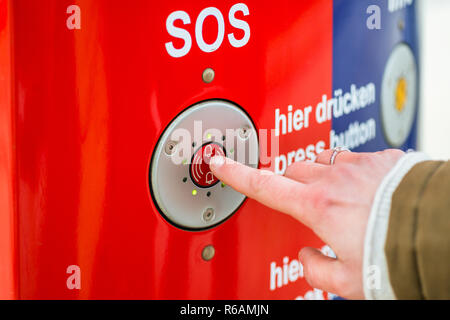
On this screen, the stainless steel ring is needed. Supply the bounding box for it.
[330,147,351,165]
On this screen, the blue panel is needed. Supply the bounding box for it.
[332,0,419,152]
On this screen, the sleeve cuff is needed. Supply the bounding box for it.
[363,151,430,300]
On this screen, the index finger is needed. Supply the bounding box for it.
[210,156,317,228]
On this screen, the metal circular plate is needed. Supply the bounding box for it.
[381,43,418,147]
[150,100,259,230]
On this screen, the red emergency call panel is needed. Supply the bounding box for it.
[0,0,419,300]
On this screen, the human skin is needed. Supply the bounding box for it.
[210,149,405,299]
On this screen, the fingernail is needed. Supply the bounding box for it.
[210,155,225,169]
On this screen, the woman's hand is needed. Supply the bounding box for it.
[210,149,404,299]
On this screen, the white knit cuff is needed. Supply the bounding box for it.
[363,152,430,300]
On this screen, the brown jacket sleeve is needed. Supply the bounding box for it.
[385,161,450,299]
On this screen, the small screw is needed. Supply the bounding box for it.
[183,177,188,183]
[202,245,215,261]
[202,68,215,84]
[398,19,405,31]
[239,126,251,140]
[207,192,211,197]
[203,208,215,222]
[165,140,178,155]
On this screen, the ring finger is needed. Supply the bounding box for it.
[315,148,354,165]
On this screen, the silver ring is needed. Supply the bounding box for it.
[330,147,351,165]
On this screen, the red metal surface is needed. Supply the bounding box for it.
[4,0,332,299]
[0,0,18,300]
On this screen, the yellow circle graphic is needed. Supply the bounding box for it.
[395,77,408,112]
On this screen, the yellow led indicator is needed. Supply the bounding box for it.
[192,189,198,196]
[182,159,188,165]
[395,77,407,112]
[221,182,226,188]
[207,133,212,140]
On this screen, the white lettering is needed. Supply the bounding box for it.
[165,4,251,57]
[165,11,192,58]
[228,3,251,48]
[196,7,225,53]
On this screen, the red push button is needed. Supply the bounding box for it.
[190,143,226,188]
